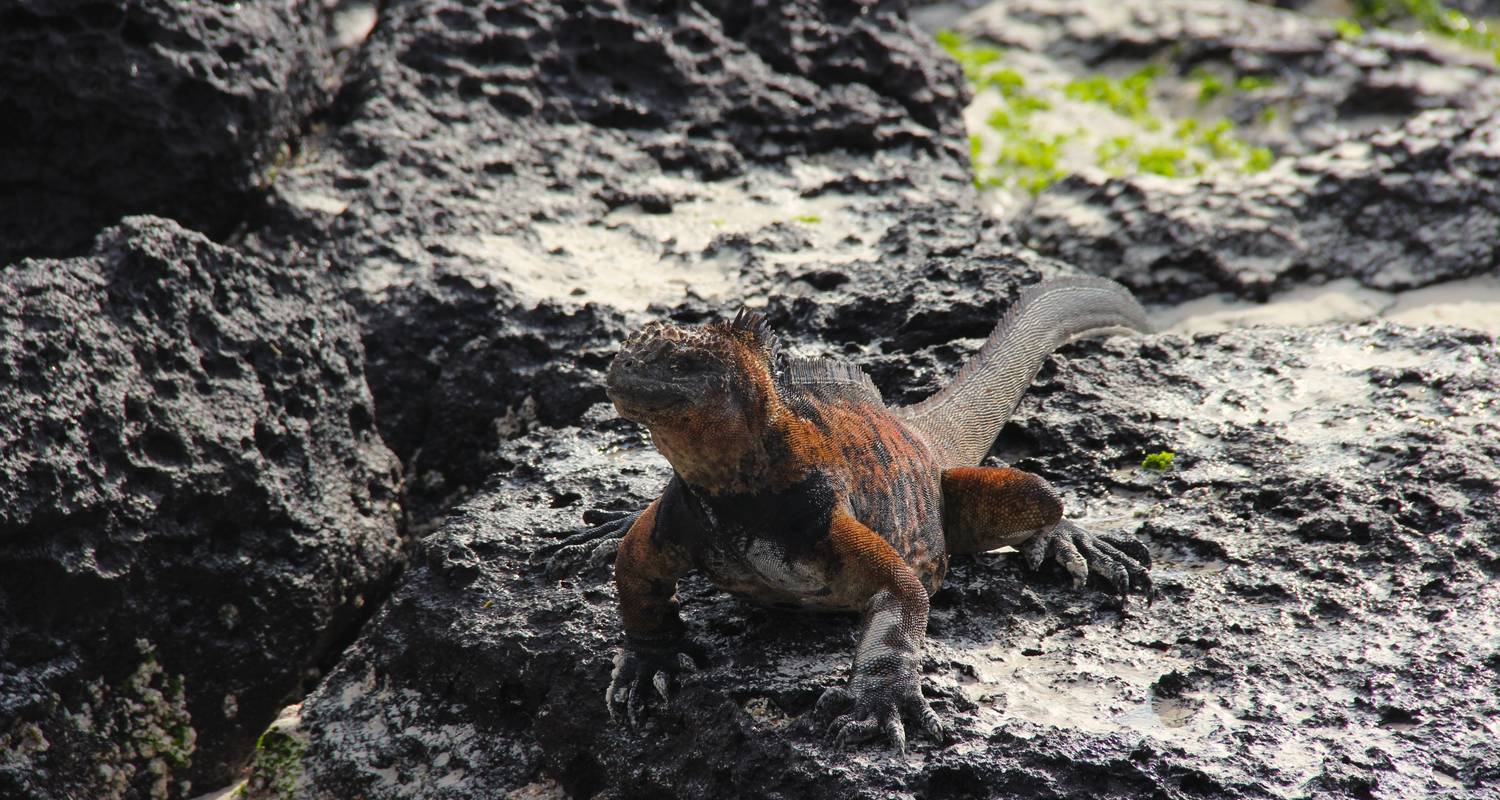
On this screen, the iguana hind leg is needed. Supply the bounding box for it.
[942,467,1064,554]
[941,467,1152,600]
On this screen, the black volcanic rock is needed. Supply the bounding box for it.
[0,218,403,798]
[0,0,340,264]
[1018,109,1500,303]
[360,280,631,528]
[215,5,1498,795]
[252,321,1500,799]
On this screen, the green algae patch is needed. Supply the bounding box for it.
[936,30,1003,83]
[1193,68,1277,105]
[1136,146,1189,177]
[1352,0,1500,62]
[996,133,1071,194]
[1063,65,1161,126]
[1334,17,1367,40]
[938,30,1283,204]
[1235,75,1276,92]
[242,705,308,800]
[1141,451,1177,471]
[942,30,1076,195]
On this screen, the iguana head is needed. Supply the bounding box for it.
[607,309,782,488]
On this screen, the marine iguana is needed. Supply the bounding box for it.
[540,276,1154,753]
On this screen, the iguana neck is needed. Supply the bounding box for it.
[649,397,804,496]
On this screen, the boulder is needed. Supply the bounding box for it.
[0,217,404,798]
[0,0,341,264]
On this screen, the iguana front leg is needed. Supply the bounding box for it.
[608,498,699,724]
[820,509,944,755]
[942,467,1152,598]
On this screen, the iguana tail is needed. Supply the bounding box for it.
[895,276,1150,468]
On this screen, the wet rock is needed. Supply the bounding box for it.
[234,0,974,526]
[251,321,1499,799]
[0,0,341,265]
[949,0,1500,156]
[1019,108,1500,304]
[0,218,403,798]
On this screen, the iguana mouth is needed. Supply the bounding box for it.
[605,373,695,417]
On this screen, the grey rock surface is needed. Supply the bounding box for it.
[0,0,340,264]
[0,218,403,798]
[268,321,1500,799]
[1019,108,1500,303]
[221,1,1499,797]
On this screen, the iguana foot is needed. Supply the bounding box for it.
[606,637,703,726]
[533,509,640,576]
[819,676,945,757]
[1021,519,1153,601]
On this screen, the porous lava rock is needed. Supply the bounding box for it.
[0,217,403,798]
[10,0,1500,797]
[222,3,1498,796]
[0,0,340,264]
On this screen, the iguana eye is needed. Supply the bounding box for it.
[672,352,712,374]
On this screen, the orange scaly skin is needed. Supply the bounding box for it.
[564,278,1155,753]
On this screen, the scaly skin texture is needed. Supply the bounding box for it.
[548,277,1155,753]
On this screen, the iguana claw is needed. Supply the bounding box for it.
[820,679,945,757]
[606,639,701,725]
[1022,519,1153,602]
[534,509,640,576]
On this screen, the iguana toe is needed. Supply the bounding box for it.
[830,713,885,750]
[904,688,946,744]
[535,509,640,576]
[1023,519,1153,601]
[824,682,944,756]
[605,638,700,725]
